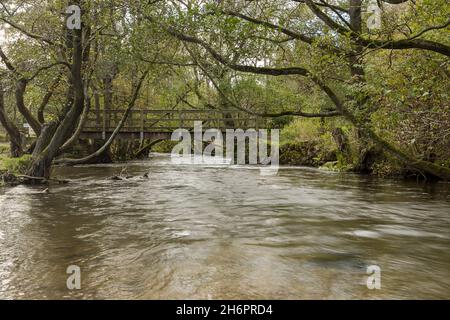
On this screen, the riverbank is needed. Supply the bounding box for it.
[149,139,435,181]
[0,139,10,172]
[0,134,447,183]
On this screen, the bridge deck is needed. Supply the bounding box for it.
[81,109,264,141]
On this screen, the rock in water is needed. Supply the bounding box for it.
[1,172,19,185]
[108,175,123,181]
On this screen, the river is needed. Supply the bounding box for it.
[1,153,449,299]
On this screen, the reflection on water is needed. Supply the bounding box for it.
[0,153,449,299]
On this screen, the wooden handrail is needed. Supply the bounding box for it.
[82,107,265,137]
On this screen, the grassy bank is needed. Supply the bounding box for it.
[0,154,32,174]
[278,118,441,179]
[0,135,32,174]
[1,131,32,177]
[0,139,9,172]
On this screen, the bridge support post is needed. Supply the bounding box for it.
[140,109,144,144]
[102,108,106,140]
[179,110,184,129]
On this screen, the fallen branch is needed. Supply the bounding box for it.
[17,175,69,184]
[1,172,69,185]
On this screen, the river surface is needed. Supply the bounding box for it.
[1,153,450,299]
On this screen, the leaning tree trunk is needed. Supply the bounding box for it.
[54,70,149,166]
[26,4,86,179]
[0,81,23,157]
[26,121,58,180]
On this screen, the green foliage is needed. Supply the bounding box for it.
[281,118,322,145]
[0,143,9,156]
[279,118,342,167]
[0,155,32,174]
[151,140,179,153]
[0,0,448,179]
[269,116,294,129]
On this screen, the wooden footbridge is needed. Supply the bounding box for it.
[80,108,264,142]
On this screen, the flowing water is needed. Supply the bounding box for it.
[0,153,449,299]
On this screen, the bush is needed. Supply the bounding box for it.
[280,118,339,167]
[151,140,179,153]
[0,154,32,174]
[0,143,9,156]
[281,118,322,145]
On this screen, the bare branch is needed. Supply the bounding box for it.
[27,62,71,82]
[55,69,150,164]
[0,18,58,47]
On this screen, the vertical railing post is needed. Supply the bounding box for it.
[179,109,184,129]
[102,108,106,140]
[95,90,100,128]
[140,109,145,144]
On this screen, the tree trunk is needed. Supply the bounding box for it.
[0,81,23,157]
[54,70,149,165]
[332,127,352,163]
[347,0,376,171]
[26,121,58,179]
[15,79,42,136]
[26,1,85,179]
[37,75,62,124]
[134,138,164,158]
[9,140,23,158]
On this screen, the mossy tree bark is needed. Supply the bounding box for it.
[0,81,23,157]
[26,0,85,179]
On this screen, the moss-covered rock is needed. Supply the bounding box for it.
[320,160,354,172]
[320,161,339,171]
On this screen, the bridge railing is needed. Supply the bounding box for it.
[83,108,264,137]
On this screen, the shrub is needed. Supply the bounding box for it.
[1,154,32,174]
[0,143,9,156]
[151,140,179,153]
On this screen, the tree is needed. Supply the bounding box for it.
[138,0,450,179]
[1,0,448,180]
[0,77,23,157]
[0,0,152,179]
